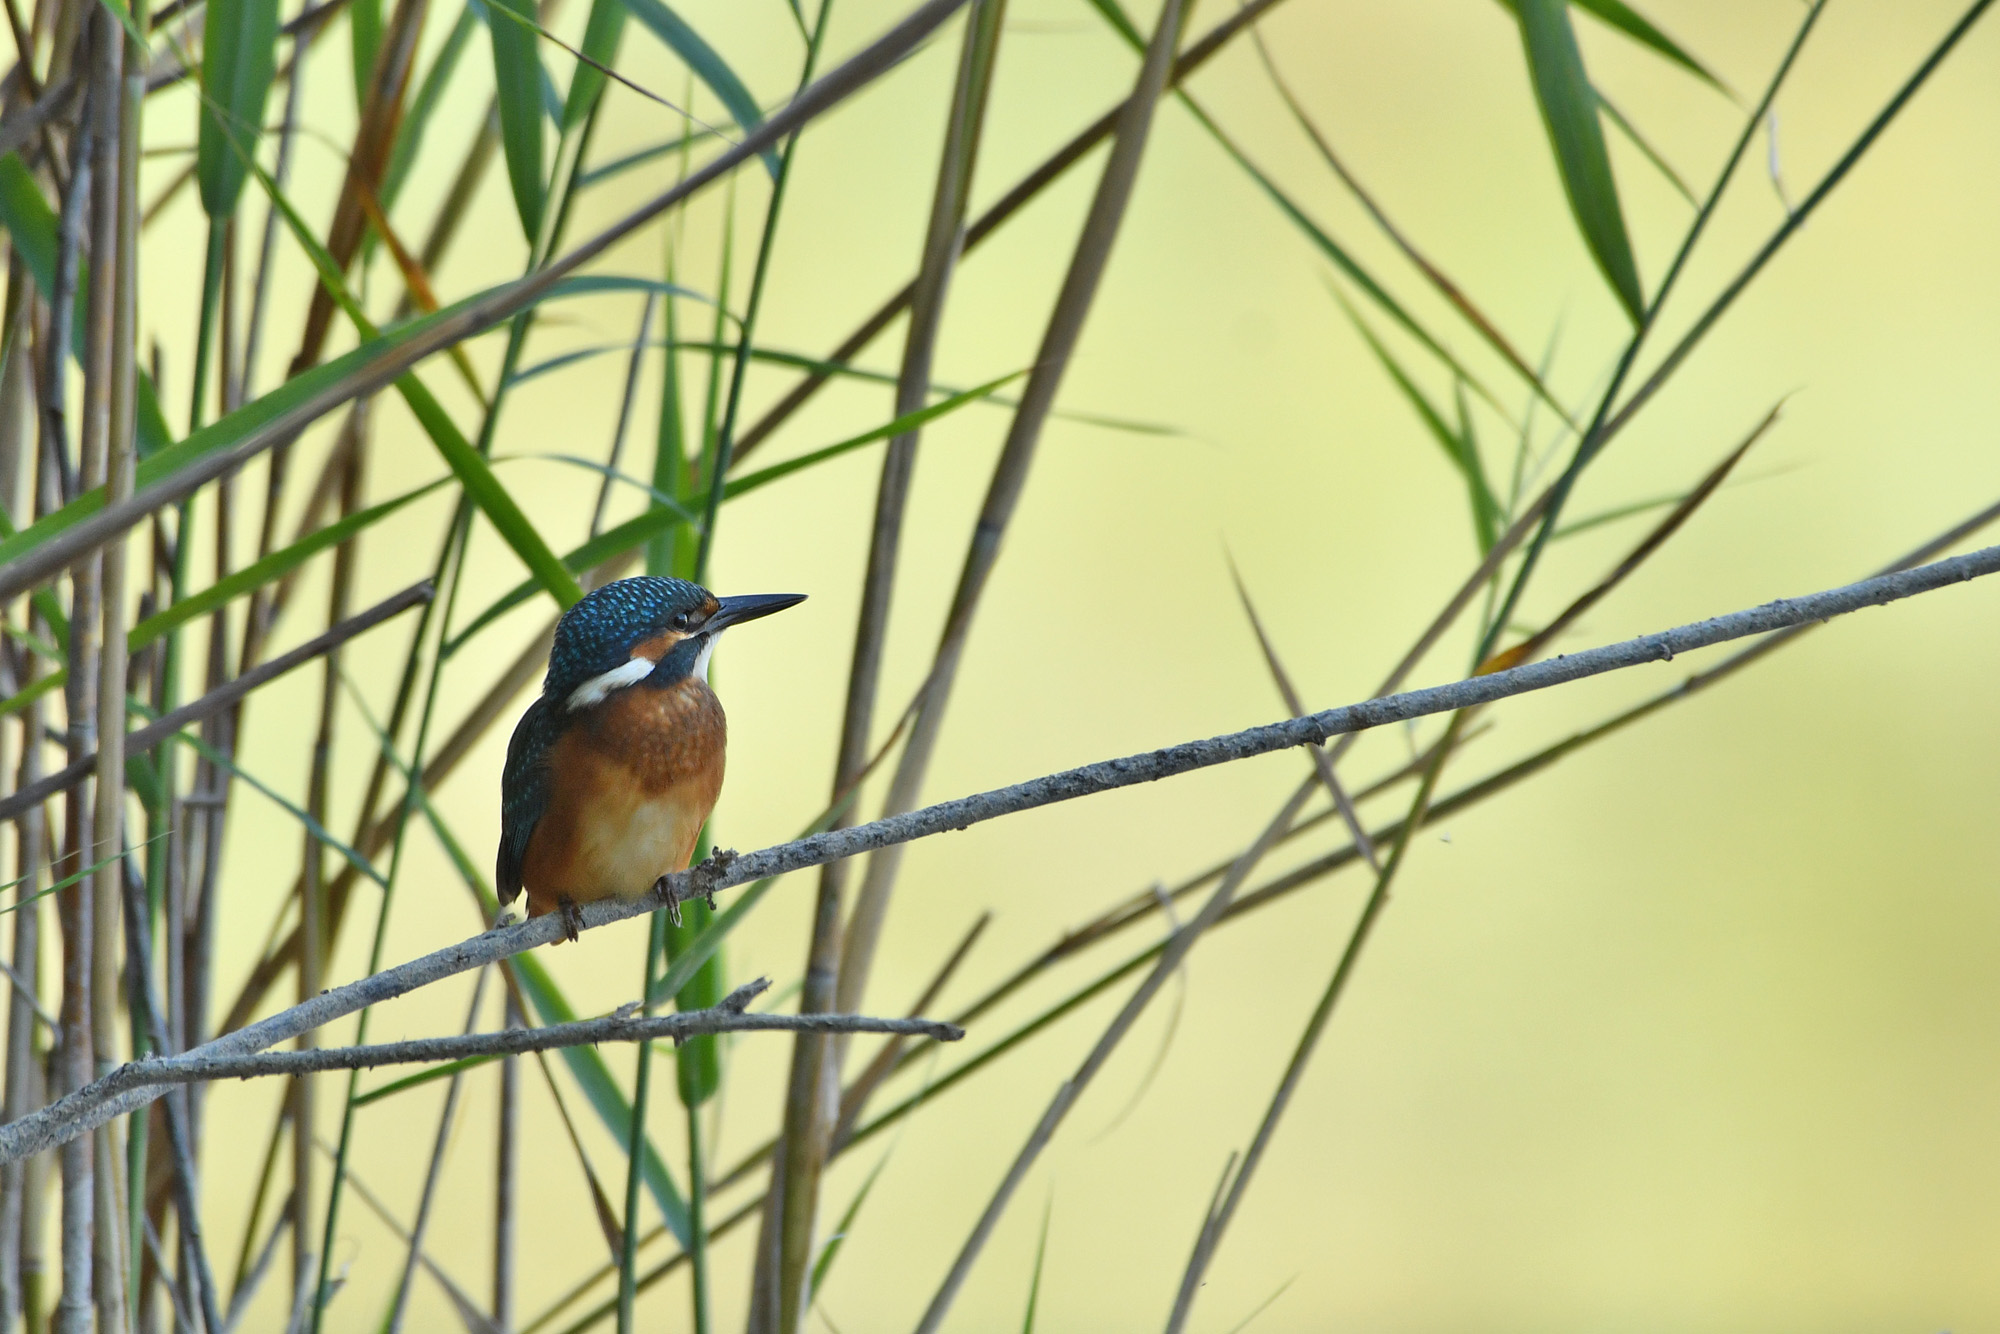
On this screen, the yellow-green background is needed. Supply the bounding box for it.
[136,0,2000,1327]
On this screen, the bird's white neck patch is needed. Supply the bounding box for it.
[566,657,653,711]
[566,632,722,711]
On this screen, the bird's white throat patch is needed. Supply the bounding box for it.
[567,658,654,711]
[566,632,720,711]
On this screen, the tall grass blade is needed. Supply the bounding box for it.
[486,0,549,240]
[617,0,776,175]
[562,0,629,129]
[1517,0,1644,321]
[196,0,281,218]
[1333,291,1500,553]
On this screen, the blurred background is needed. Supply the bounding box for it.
[52,0,2000,1328]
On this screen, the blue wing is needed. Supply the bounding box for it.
[497,695,562,905]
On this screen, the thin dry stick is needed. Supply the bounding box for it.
[912,753,1309,1334]
[5,541,1999,1165]
[767,0,1010,1317]
[834,0,1191,1019]
[0,580,436,821]
[69,1009,962,1092]
[1228,563,1379,872]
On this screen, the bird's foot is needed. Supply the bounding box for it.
[653,848,738,927]
[556,896,585,943]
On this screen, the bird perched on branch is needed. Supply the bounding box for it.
[498,576,805,942]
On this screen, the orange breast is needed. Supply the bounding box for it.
[520,679,726,914]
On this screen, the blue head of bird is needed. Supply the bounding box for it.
[548,576,805,712]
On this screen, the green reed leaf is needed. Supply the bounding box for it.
[1517,0,1645,321]
[486,0,549,240]
[129,479,448,652]
[562,0,629,129]
[1495,0,1722,91]
[617,0,778,176]
[196,0,281,219]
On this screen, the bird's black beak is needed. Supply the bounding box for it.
[708,592,806,632]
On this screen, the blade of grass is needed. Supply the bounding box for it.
[194,0,280,218]
[616,0,774,175]
[486,0,547,241]
[1518,0,1644,321]
[1334,291,1500,552]
[1492,0,1722,91]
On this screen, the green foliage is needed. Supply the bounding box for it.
[1516,0,1646,320]
[486,0,550,241]
[617,0,777,176]
[197,0,282,219]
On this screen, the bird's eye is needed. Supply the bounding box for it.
[671,610,694,631]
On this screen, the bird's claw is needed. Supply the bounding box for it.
[654,848,738,927]
[556,897,585,943]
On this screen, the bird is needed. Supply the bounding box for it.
[497,576,804,942]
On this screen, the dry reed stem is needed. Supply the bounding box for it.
[764,0,1010,1319]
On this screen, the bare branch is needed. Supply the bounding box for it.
[51,985,960,1096]
[2,541,1996,1165]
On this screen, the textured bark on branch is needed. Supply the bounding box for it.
[1,540,1995,1164]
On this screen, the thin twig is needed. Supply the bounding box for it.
[75,1008,962,1091]
[0,581,434,821]
[4,541,1998,1165]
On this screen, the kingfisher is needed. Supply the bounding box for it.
[497,576,805,941]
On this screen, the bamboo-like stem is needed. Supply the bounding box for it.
[493,989,519,1334]
[383,970,487,1334]
[833,0,1188,1017]
[0,243,40,1334]
[766,4,1008,1319]
[290,428,364,1319]
[105,0,144,1316]
[84,12,130,1329]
